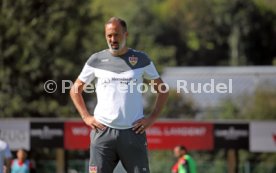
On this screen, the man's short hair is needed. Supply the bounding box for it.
[105,17,127,32]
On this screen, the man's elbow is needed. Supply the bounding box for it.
[157,84,170,96]
[69,86,75,98]
[70,83,82,98]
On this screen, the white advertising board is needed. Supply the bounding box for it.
[250,122,276,152]
[0,120,30,150]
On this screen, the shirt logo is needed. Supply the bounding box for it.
[129,55,138,66]
[89,166,97,173]
[101,59,109,62]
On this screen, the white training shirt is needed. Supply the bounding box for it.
[78,49,159,129]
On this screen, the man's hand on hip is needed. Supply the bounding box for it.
[83,116,106,131]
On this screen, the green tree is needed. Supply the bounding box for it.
[153,0,230,66]
[153,0,276,66]
[241,86,276,119]
[0,0,101,117]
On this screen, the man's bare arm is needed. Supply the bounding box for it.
[133,78,169,133]
[70,79,106,130]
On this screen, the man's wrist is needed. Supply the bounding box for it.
[81,115,89,120]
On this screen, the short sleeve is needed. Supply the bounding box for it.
[143,61,160,80]
[78,64,96,84]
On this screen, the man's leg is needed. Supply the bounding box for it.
[89,128,119,173]
[117,129,150,173]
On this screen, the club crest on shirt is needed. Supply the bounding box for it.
[129,55,138,66]
[89,166,97,173]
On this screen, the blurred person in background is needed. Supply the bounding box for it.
[172,145,197,173]
[11,149,34,173]
[0,139,12,173]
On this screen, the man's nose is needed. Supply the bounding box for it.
[110,36,117,42]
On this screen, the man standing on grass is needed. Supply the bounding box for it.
[70,17,169,173]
